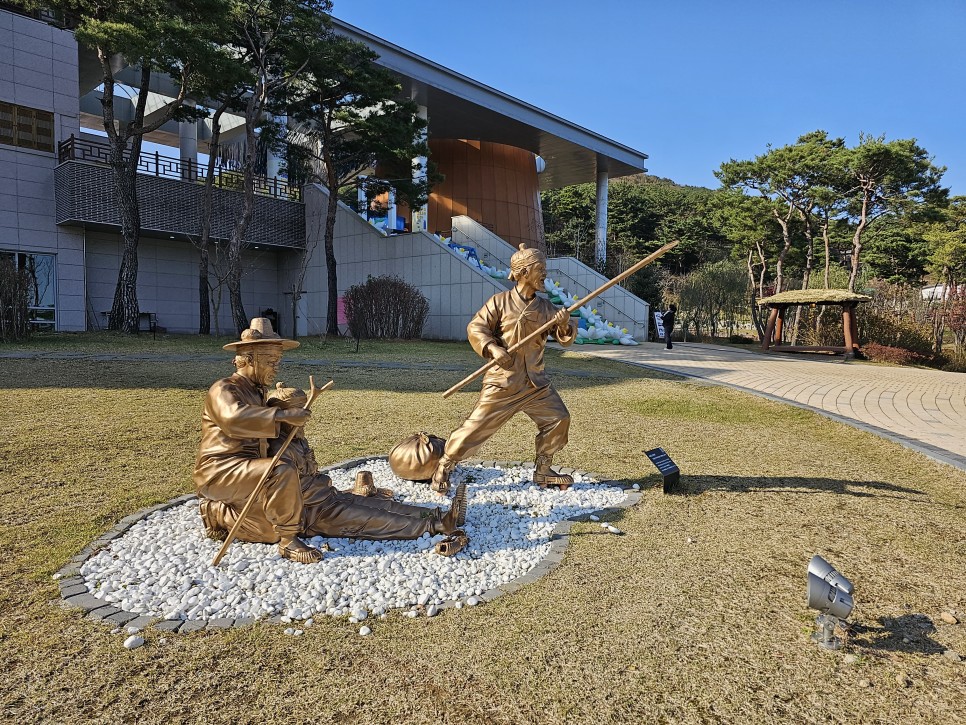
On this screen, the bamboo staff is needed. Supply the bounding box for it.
[212,376,334,566]
[442,240,679,399]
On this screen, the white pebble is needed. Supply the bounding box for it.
[426,605,439,617]
[123,636,145,650]
[467,596,480,606]
[126,626,141,635]
[284,627,295,635]
[359,626,372,636]
[632,484,640,491]
[76,462,626,624]
[589,515,600,522]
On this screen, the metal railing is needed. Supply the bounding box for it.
[57,135,302,202]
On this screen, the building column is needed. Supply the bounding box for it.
[179,101,198,181]
[595,169,608,268]
[412,103,429,233]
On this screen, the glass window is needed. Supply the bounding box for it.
[0,250,56,329]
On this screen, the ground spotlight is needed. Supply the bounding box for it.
[808,554,854,594]
[806,556,855,651]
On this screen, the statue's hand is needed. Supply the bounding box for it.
[552,307,570,328]
[489,345,513,370]
[275,407,311,427]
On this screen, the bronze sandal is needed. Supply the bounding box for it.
[435,530,469,557]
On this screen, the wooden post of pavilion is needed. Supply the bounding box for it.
[762,306,780,351]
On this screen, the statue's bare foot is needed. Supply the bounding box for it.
[278,537,323,564]
[440,483,467,533]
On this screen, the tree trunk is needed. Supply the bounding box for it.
[746,250,764,339]
[771,206,795,294]
[848,191,871,292]
[197,107,225,335]
[107,154,142,333]
[791,216,816,344]
[324,166,340,336]
[227,100,261,335]
[933,267,950,356]
[198,247,211,335]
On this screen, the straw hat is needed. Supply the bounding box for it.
[223,317,299,352]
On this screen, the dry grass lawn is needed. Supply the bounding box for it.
[1,333,964,724]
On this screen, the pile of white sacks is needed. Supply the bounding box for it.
[443,242,638,346]
[80,460,627,623]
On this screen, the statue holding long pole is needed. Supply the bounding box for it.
[431,241,678,495]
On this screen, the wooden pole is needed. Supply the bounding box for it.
[211,377,334,566]
[442,241,679,398]
[761,307,779,351]
[775,306,786,346]
[842,304,858,357]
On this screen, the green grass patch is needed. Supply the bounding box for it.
[1,335,964,723]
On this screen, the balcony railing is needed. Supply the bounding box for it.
[57,135,302,202]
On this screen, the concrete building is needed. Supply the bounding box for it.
[0,7,650,339]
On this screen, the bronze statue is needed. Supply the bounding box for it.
[194,318,466,564]
[431,245,578,494]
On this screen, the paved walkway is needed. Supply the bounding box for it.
[573,342,966,472]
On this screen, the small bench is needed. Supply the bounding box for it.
[100,311,159,338]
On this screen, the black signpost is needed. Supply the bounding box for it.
[645,447,680,493]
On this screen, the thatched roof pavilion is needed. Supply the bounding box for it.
[757,289,872,358]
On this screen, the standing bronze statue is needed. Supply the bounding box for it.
[431,245,578,495]
[194,318,466,564]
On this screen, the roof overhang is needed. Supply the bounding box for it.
[333,18,648,190]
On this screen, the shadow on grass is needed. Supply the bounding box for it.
[665,474,925,499]
[848,613,947,655]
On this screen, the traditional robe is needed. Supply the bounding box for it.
[194,373,451,544]
[443,289,577,461]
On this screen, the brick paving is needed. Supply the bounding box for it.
[573,342,966,471]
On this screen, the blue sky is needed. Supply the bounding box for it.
[334,0,966,195]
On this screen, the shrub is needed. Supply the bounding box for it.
[728,333,755,344]
[0,256,30,342]
[939,350,966,373]
[796,306,845,347]
[860,342,920,366]
[857,309,933,358]
[343,275,429,340]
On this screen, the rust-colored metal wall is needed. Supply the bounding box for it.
[428,139,544,249]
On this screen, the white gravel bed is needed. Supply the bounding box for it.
[80,460,626,622]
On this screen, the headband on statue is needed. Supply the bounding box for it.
[509,244,546,279]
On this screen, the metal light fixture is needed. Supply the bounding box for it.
[806,555,855,650]
[808,554,854,594]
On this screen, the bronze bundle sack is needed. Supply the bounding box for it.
[389,432,446,482]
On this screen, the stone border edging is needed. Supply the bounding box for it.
[55,457,642,632]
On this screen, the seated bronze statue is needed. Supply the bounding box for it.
[193,318,467,564]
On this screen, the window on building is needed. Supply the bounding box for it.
[0,250,56,329]
[0,102,55,153]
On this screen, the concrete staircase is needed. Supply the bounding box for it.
[450,215,650,340]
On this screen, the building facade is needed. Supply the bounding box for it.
[0,8,650,339]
